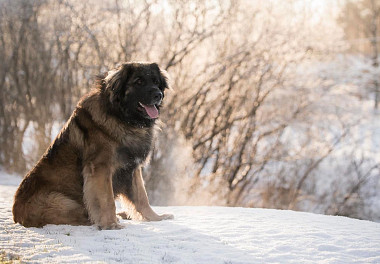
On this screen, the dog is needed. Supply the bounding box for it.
[12,62,173,229]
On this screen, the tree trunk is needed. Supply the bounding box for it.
[370,0,379,109]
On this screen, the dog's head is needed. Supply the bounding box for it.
[100,62,170,126]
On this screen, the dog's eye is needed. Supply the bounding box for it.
[152,78,159,85]
[134,78,142,85]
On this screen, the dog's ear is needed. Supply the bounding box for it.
[160,68,172,91]
[104,63,134,102]
[151,63,172,91]
[105,64,131,91]
[95,73,107,91]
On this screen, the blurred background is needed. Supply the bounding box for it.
[0,0,379,221]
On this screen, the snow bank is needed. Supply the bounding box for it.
[0,171,379,263]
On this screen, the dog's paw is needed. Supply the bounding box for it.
[159,214,174,220]
[117,212,132,220]
[98,222,123,230]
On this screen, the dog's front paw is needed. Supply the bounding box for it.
[98,222,123,230]
[138,207,174,221]
[158,214,174,220]
[97,214,123,230]
[117,212,132,220]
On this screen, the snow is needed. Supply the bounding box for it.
[1,170,380,264]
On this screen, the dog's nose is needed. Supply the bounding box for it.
[153,90,163,103]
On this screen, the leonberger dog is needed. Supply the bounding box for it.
[12,62,173,229]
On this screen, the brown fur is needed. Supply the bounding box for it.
[12,62,173,229]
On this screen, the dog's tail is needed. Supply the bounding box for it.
[12,173,40,225]
[12,198,25,225]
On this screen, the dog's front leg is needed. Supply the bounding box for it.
[83,162,121,229]
[131,166,173,221]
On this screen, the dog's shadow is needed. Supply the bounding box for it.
[26,206,253,264]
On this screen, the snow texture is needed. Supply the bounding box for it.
[1,170,379,263]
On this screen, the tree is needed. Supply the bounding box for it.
[339,0,380,109]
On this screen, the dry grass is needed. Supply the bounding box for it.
[0,251,22,264]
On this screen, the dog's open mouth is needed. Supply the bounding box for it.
[138,102,159,119]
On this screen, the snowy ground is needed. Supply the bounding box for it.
[1,170,380,264]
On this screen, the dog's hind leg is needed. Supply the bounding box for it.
[18,192,90,227]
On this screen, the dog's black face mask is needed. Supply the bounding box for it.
[105,62,169,126]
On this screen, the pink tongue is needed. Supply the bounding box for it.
[143,104,159,119]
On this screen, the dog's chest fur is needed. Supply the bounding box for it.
[116,133,153,169]
[112,129,154,197]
